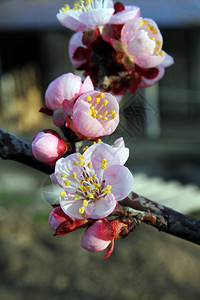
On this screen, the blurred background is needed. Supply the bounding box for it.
[0,0,200,299]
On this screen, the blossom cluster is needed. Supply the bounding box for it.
[58,0,174,95]
[31,0,174,258]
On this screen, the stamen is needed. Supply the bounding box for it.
[61,173,68,178]
[87,162,92,168]
[102,100,108,106]
[73,161,79,166]
[78,154,84,161]
[79,161,85,167]
[72,172,77,179]
[79,207,84,214]
[83,200,88,207]
[60,191,66,197]
[74,195,79,200]
[64,179,70,187]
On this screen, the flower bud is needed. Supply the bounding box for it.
[32,130,67,165]
[49,206,92,235]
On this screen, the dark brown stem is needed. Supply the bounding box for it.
[121,193,200,245]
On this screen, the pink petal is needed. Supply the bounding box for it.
[103,165,133,201]
[69,31,86,68]
[134,53,165,68]
[56,11,87,31]
[85,193,117,219]
[45,73,82,111]
[80,76,94,94]
[73,101,105,138]
[83,143,121,177]
[109,6,140,24]
[62,100,74,115]
[81,219,114,252]
[159,52,174,68]
[79,8,114,29]
[60,198,86,220]
[111,137,129,165]
[121,17,141,45]
[127,30,156,56]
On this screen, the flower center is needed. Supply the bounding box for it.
[59,155,112,217]
[83,93,117,122]
[139,18,164,56]
[61,0,109,12]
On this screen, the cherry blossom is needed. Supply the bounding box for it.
[32,130,67,165]
[111,17,173,70]
[57,0,115,32]
[68,90,119,139]
[51,139,133,220]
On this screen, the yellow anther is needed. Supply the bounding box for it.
[87,162,92,168]
[74,195,79,200]
[159,50,164,55]
[93,110,98,115]
[79,161,85,167]
[95,93,100,98]
[86,185,91,191]
[146,25,150,30]
[150,36,155,40]
[61,173,68,178]
[60,191,66,197]
[73,161,79,166]
[83,200,88,207]
[103,111,108,116]
[79,207,85,215]
[96,98,100,104]
[80,180,84,184]
[78,154,84,161]
[156,40,162,46]
[88,176,92,181]
[92,142,96,145]
[91,106,95,110]
[98,139,102,143]
[101,93,105,98]
[155,46,160,52]
[84,176,89,180]
[110,110,116,114]
[96,184,101,189]
[101,159,107,165]
[83,146,88,152]
[112,113,117,119]
[87,193,94,198]
[104,189,111,194]
[96,114,102,118]
[64,179,70,187]
[101,164,107,170]
[87,95,92,102]
[102,100,108,106]
[102,117,108,121]
[92,174,97,180]
[72,172,77,179]
[139,20,144,27]
[143,20,148,25]
[153,29,157,34]
[106,185,112,190]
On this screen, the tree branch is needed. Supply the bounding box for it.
[121,193,200,245]
[1,128,200,246]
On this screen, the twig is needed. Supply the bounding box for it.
[121,193,200,245]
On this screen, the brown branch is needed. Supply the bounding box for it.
[121,193,200,245]
[1,128,200,246]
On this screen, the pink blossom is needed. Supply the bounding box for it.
[57,0,115,32]
[81,217,135,258]
[51,139,133,220]
[45,73,94,111]
[32,130,67,165]
[69,31,88,69]
[109,2,140,25]
[112,17,173,70]
[69,90,119,139]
